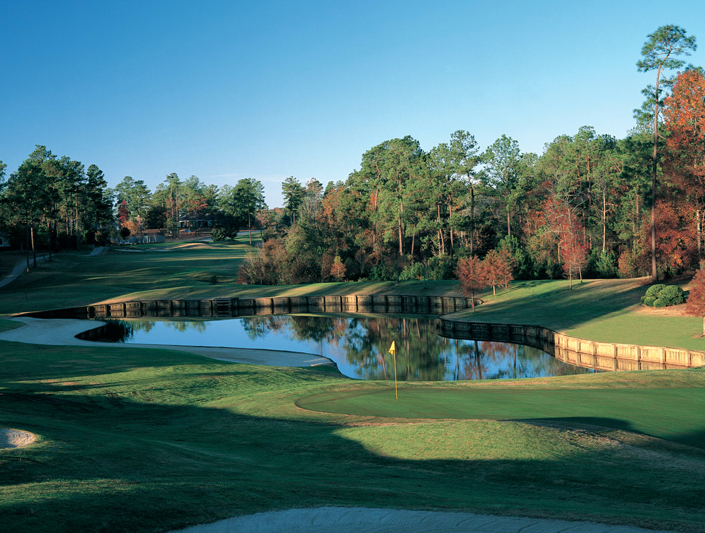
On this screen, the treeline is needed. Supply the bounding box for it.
[0,146,112,263]
[240,66,705,285]
[0,146,270,259]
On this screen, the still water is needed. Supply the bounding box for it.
[89,314,592,381]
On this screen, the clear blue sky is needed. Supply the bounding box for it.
[2,0,705,207]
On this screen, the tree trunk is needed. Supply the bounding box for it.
[470,187,475,255]
[248,213,252,245]
[507,210,511,237]
[47,222,53,262]
[602,188,607,254]
[75,197,80,250]
[651,67,662,283]
[449,200,454,253]
[25,222,30,273]
[31,224,37,268]
[697,208,702,265]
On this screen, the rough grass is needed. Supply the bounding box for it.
[2,341,705,532]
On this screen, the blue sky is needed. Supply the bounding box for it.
[2,0,705,207]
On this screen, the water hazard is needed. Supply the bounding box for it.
[84,314,592,381]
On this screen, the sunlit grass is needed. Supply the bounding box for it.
[2,340,705,532]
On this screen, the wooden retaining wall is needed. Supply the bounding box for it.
[83,294,475,320]
[437,319,705,371]
[24,295,704,372]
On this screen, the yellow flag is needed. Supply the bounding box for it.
[389,341,396,355]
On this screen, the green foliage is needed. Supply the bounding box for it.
[211,224,239,241]
[658,285,685,306]
[399,255,457,281]
[652,298,668,308]
[588,250,617,278]
[368,263,399,281]
[645,284,666,298]
[497,235,532,279]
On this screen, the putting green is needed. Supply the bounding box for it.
[297,377,705,449]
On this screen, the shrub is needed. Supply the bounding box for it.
[643,296,657,306]
[658,285,685,306]
[653,298,669,308]
[645,284,666,299]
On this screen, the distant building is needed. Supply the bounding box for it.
[114,229,165,245]
[179,213,217,231]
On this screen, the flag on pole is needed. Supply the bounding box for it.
[389,341,398,400]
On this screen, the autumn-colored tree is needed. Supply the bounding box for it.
[117,200,129,227]
[637,25,697,282]
[483,249,514,295]
[330,256,347,282]
[685,269,705,336]
[457,256,488,311]
[560,228,588,289]
[638,200,697,277]
[664,69,705,263]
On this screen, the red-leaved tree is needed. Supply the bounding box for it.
[664,69,705,265]
[457,256,488,311]
[685,269,705,336]
[483,249,514,295]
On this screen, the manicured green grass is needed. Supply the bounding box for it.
[453,278,705,352]
[3,243,705,531]
[298,369,705,449]
[2,341,705,532]
[0,242,249,315]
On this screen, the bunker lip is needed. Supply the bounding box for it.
[0,429,36,449]
[166,506,678,533]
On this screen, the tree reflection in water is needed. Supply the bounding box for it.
[94,315,592,381]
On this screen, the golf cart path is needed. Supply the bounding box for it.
[167,507,676,533]
[0,317,333,368]
[0,247,104,289]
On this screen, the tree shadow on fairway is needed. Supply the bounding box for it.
[457,280,650,331]
[521,416,705,451]
[3,379,705,533]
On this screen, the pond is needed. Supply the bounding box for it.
[83,314,593,381]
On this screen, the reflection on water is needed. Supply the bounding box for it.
[87,315,592,381]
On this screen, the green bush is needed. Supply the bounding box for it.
[653,298,669,308]
[643,296,657,306]
[658,285,685,306]
[645,284,666,298]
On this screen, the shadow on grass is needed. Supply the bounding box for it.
[2,335,705,533]
[523,416,705,451]
[3,383,705,533]
[460,280,649,331]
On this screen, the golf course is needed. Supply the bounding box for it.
[1,239,705,533]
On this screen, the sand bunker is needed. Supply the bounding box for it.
[0,429,36,449]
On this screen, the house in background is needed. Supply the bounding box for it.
[179,213,217,233]
[114,229,166,245]
[0,232,10,248]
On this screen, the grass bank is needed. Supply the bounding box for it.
[2,341,704,532]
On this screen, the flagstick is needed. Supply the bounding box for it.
[389,341,398,400]
[393,350,398,400]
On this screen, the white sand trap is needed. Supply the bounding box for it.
[0,429,36,449]
[168,507,676,533]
